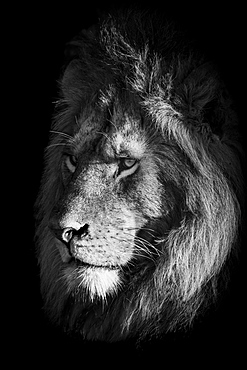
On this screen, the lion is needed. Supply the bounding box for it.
[35,9,243,342]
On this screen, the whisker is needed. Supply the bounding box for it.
[110,233,159,263]
[131,251,157,263]
[134,245,158,261]
[121,229,162,257]
[107,118,118,131]
[95,131,115,146]
[125,226,157,236]
[46,143,67,150]
[75,116,80,127]
[49,130,73,140]
[126,260,136,268]
[135,236,162,255]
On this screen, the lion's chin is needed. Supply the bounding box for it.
[56,239,122,299]
[64,264,122,301]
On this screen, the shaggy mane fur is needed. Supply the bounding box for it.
[35,9,243,342]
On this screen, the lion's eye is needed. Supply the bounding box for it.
[65,155,77,173]
[117,157,139,179]
[121,158,137,169]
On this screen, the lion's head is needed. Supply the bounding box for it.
[35,10,243,342]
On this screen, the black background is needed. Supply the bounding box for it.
[16,0,245,366]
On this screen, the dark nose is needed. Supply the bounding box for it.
[49,222,89,244]
[62,228,75,243]
[48,226,73,243]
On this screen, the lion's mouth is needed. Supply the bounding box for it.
[56,239,118,270]
[71,258,119,270]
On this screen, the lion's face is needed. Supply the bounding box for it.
[35,10,242,342]
[50,103,166,300]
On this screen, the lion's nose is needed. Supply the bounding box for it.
[61,228,75,243]
[49,226,74,243]
[49,223,90,244]
[62,225,90,242]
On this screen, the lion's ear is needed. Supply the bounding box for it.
[64,25,98,65]
[181,62,234,139]
[64,40,82,63]
[182,62,218,113]
[60,26,99,105]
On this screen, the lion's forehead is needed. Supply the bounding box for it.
[72,104,148,158]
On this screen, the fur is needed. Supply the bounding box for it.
[35,9,243,342]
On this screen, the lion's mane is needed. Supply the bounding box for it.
[35,10,243,342]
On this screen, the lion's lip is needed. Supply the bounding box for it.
[56,239,118,269]
[72,259,118,270]
[70,257,119,270]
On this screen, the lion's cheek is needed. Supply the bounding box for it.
[133,172,164,219]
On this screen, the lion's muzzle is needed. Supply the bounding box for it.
[49,219,132,268]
